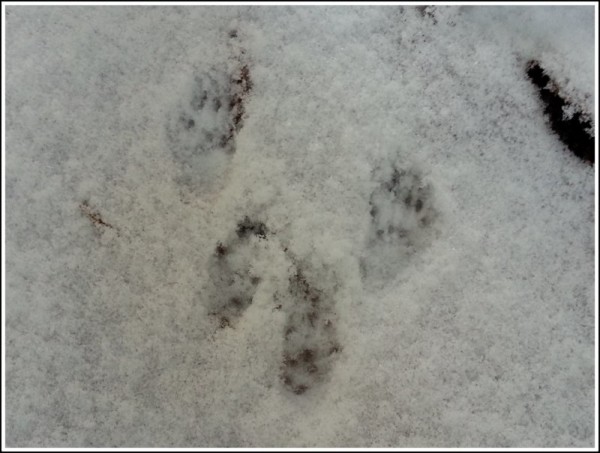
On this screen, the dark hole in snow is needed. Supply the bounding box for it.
[236,216,268,239]
[215,242,228,257]
[526,60,594,165]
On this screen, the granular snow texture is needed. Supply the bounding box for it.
[4,5,596,448]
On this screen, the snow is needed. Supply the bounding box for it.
[3,4,596,448]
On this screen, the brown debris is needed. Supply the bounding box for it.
[79,201,115,230]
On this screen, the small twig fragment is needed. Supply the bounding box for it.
[79,201,115,230]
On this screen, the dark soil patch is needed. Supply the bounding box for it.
[526,60,594,165]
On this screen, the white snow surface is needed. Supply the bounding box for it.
[4,4,596,448]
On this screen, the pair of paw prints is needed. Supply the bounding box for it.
[205,216,340,395]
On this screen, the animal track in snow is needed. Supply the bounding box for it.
[205,216,341,395]
[165,52,252,196]
[416,5,438,24]
[205,216,267,329]
[279,266,341,395]
[361,163,438,281]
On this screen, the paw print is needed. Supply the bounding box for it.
[369,166,435,243]
[165,63,252,195]
[279,267,340,395]
[361,163,438,281]
[205,217,268,329]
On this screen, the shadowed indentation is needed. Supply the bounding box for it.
[526,60,594,165]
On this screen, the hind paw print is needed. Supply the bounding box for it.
[361,163,438,281]
[205,217,267,328]
[279,267,341,394]
[165,62,252,196]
